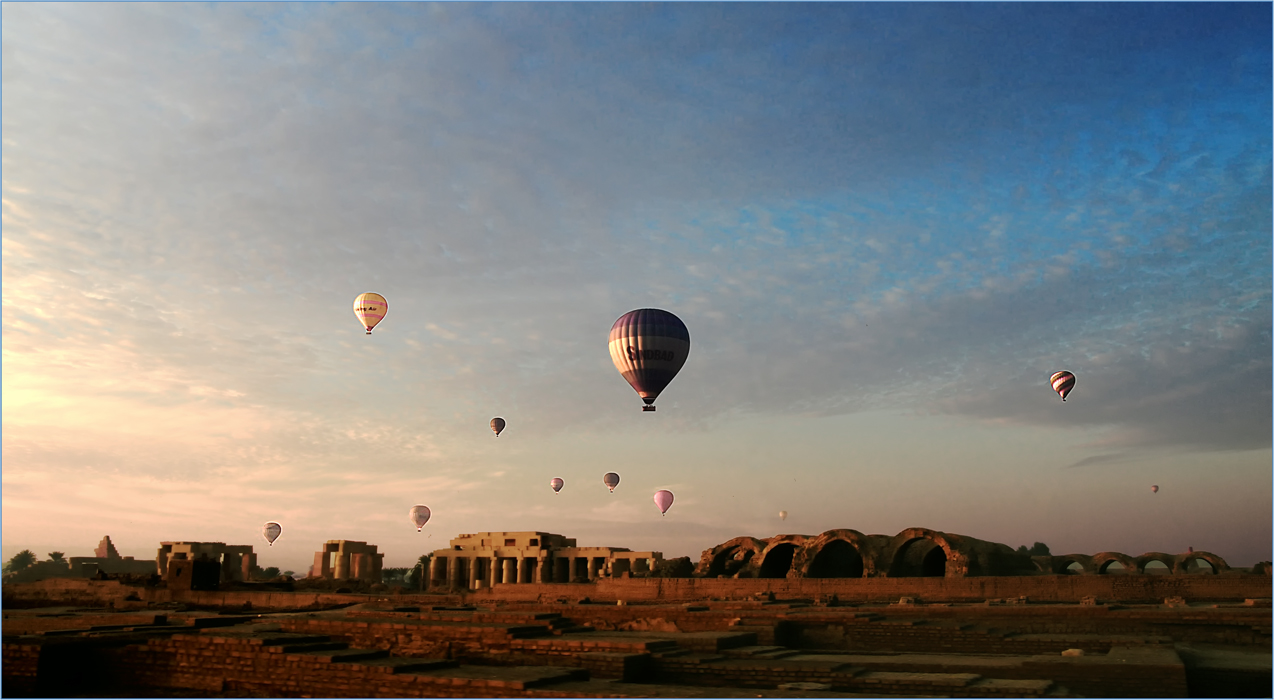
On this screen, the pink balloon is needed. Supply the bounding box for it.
[653,489,674,515]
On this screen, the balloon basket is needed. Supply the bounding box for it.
[642,405,656,412]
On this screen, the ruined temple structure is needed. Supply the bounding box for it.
[156,542,255,585]
[428,531,662,589]
[309,540,384,583]
[64,536,157,578]
[1033,550,1230,575]
[697,526,1231,579]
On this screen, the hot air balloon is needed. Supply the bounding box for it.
[354,293,388,334]
[779,510,788,521]
[409,505,431,532]
[262,522,282,547]
[550,477,564,494]
[654,490,674,516]
[1151,485,1159,494]
[609,309,690,411]
[1050,371,1076,401]
[603,472,621,493]
[491,417,506,437]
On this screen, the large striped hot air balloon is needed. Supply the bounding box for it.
[609,309,690,411]
[1050,371,1076,401]
[354,293,388,334]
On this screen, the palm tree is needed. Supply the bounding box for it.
[47,552,66,563]
[410,555,430,591]
[5,550,36,573]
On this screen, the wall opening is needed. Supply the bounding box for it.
[758,543,798,578]
[890,538,946,577]
[1185,558,1216,574]
[709,546,754,578]
[1064,561,1084,575]
[1143,560,1171,575]
[807,540,864,578]
[1099,560,1127,575]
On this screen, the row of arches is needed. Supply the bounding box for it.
[1038,551,1229,575]
[698,528,973,580]
[696,528,1230,579]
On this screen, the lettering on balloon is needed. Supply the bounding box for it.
[627,346,676,362]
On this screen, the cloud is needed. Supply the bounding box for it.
[2,3,1268,567]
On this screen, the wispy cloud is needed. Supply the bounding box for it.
[2,3,1269,569]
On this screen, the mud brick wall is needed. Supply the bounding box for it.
[0,612,166,635]
[789,607,1272,649]
[1,577,414,610]
[1016,657,1188,699]
[473,574,1272,604]
[272,616,530,660]
[647,657,1058,698]
[792,617,1155,655]
[651,655,854,691]
[96,632,593,699]
[1,642,40,697]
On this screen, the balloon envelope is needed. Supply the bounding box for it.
[654,489,674,515]
[409,505,431,532]
[609,309,690,411]
[491,417,506,437]
[262,522,282,546]
[1151,485,1159,493]
[603,472,621,492]
[778,510,788,521]
[354,293,388,334]
[1050,371,1076,401]
[550,477,564,493]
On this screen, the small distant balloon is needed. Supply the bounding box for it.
[550,477,564,494]
[1050,371,1076,401]
[609,309,690,411]
[491,417,506,437]
[409,505,431,532]
[654,489,674,515]
[603,472,621,493]
[1151,484,1159,494]
[353,292,388,334]
[779,510,788,521]
[262,522,282,547]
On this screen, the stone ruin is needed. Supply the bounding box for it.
[428,531,663,589]
[696,526,1231,578]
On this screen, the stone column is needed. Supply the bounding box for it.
[518,557,531,584]
[536,555,550,583]
[468,556,480,589]
[312,552,328,579]
[588,557,601,581]
[431,556,444,585]
[490,557,501,586]
[512,558,525,584]
[334,551,350,580]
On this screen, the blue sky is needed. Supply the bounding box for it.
[3,3,1270,573]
